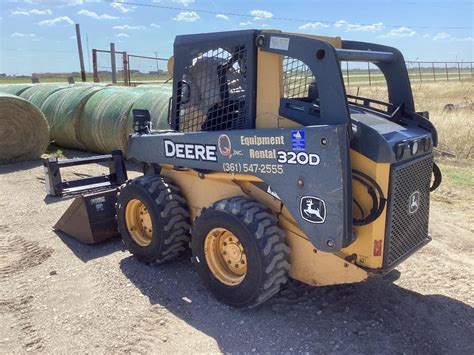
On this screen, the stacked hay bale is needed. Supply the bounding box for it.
[78,87,143,153]
[0,83,174,161]
[0,84,34,95]
[129,84,172,132]
[19,84,69,108]
[41,85,106,150]
[0,93,49,163]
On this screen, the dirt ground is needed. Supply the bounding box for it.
[0,153,473,354]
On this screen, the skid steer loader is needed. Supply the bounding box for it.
[49,30,441,308]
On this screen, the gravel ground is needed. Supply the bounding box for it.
[0,154,473,354]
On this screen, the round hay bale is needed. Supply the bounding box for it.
[0,84,34,95]
[0,93,49,164]
[128,86,173,132]
[20,84,69,108]
[78,88,142,153]
[134,84,173,91]
[41,85,105,150]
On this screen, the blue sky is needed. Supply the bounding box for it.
[0,0,473,75]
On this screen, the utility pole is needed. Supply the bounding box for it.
[75,24,87,82]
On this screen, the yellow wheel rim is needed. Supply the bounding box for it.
[204,228,247,286]
[125,199,153,247]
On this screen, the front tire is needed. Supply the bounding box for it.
[116,175,191,264]
[191,197,290,308]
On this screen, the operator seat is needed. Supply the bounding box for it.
[178,54,246,132]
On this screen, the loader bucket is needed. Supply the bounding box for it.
[54,189,120,244]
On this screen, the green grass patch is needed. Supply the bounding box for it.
[44,144,65,159]
[438,163,474,187]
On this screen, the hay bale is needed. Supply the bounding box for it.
[78,88,142,153]
[41,85,105,150]
[128,86,173,133]
[19,84,69,108]
[134,84,173,91]
[0,93,49,164]
[0,84,34,95]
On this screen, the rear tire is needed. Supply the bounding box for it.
[116,175,190,264]
[191,197,290,308]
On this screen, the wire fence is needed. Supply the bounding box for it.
[91,49,472,87]
[341,61,473,87]
[92,49,128,85]
[127,54,169,85]
[1,45,471,88]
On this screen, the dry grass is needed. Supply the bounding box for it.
[346,80,474,159]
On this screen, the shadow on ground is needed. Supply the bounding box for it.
[119,256,473,353]
[55,231,123,262]
[0,159,43,173]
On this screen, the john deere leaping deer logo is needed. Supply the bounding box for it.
[409,191,420,214]
[300,196,326,224]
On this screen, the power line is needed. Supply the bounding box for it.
[107,0,473,30]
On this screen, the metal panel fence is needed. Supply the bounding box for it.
[126,54,168,86]
[91,45,473,87]
[92,48,129,85]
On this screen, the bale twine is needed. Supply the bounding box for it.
[20,84,69,108]
[0,84,34,95]
[41,85,105,150]
[78,88,142,153]
[0,93,49,164]
[128,86,173,132]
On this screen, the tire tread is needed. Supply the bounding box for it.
[116,175,190,264]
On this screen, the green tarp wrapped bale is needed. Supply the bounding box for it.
[0,84,34,95]
[134,84,173,92]
[0,93,49,164]
[78,88,142,153]
[41,85,105,150]
[20,84,69,108]
[128,85,173,133]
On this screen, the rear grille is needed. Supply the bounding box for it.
[384,155,433,267]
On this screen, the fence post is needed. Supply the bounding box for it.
[110,42,117,84]
[92,49,99,83]
[127,55,132,86]
[75,24,87,82]
[346,61,350,87]
[445,62,449,81]
[457,62,461,81]
[367,62,371,87]
[123,51,129,86]
[418,62,422,82]
[432,62,436,82]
